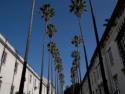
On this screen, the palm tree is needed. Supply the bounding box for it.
[48,42,60,94]
[55,56,63,94]
[71,50,80,61]
[40,4,55,22]
[47,24,57,38]
[88,0,109,93]
[72,51,80,81]
[48,42,57,94]
[72,35,81,47]
[59,73,64,94]
[71,65,77,94]
[69,0,92,94]
[46,24,57,94]
[71,35,82,83]
[18,0,35,93]
[39,3,55,94]
[71,35,82,84]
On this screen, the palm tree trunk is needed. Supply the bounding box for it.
[89,0,110,94]
[57,73,59,94]
[77,17,92,94]
[77,69,80,83]
[39,21,47,94]
[50,56,53,94]
[55,70,57,94]
[60,83,63,94]
[18,0,35,94]
[72,80,75,94]
[76,47,82,83]
[47,51,51,94]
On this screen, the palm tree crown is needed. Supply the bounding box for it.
[40,4,55,22]
[47,24,57,38]
[71,50,80,60]
[72,35,82,47]
[69,0,86,17]
[71,65,77,83]
[59,73,64,85]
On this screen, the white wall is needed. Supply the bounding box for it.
[82,4,125,94]
[0,33,55,94]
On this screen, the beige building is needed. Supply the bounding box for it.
[0,33,55,94]
[81,0,125,94]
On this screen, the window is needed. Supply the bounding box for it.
[107,48,114,66]
[30,75,32,83]
[116,23,125,66]
[0,51,7,72]
[34,79,37,90]
[14,62,18,74]
[1,51,7,64]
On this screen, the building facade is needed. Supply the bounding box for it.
[81,0,125,94]
[0,33,55,94]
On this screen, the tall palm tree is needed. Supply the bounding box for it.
[72,35,81,83]
[18,0,35,93]
[55,56,63,94]
[72,35,81,47]
[53,47,60,94]
[71,49,81,94]
[47,24,57,38]
[48,42,57,94]
[71,51,80,81]
[39,3,55,94]
[72,35,82,84]
[89,0,109,93]
[46,24,57,94]
[71,65,77,94]
[48,42,60,94]
[69,0,92,94]
[59,73,64,94]
[40,4,55,22]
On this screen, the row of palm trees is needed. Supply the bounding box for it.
[18,0,109,94]
[69,0,109,94]
[70,35,82,94]
[69,0,92,94]
[18,0,65,93]
[40,2,64,94]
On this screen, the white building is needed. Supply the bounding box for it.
[81,0,125,94]
[0,33,55,94]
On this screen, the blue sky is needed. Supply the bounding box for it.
[0,0,116,88]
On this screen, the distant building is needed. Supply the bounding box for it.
[81,0,125,94]
[0,33,55,94]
